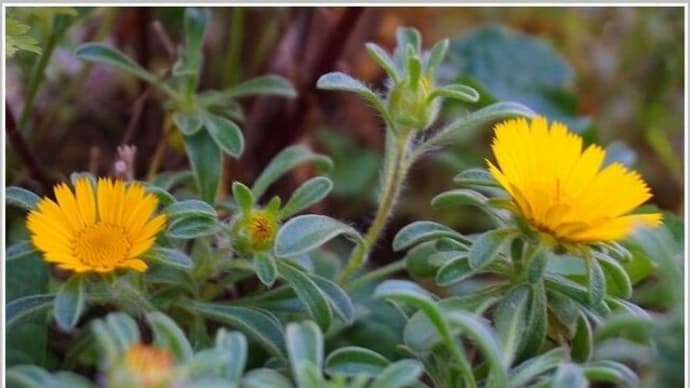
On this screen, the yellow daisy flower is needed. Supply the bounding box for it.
[487,116,662,244]
[26,177,166,273]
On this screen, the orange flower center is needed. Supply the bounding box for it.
[72,223,131,270]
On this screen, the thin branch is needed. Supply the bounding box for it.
[6,103,54,190]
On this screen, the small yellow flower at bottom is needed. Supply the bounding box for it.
[487,116,662,244]
[107,344,174,388]
[26,177,166,273]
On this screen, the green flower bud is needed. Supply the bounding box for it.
[388,75,440,131]
[231,208,280,253]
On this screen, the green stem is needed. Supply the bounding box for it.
[339,130,412,284]
[20,21,64,134]
[224,7,244,87]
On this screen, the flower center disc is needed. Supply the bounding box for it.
[72,223,131,270]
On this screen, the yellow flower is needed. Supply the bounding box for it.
[487,116,662,243]
[108,344,174,388]
[27,177,166,273]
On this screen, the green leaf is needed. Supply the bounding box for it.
[6,17,41,57]
[405,241,444,278]
[142,182,176,206]
[173,111,204,135]
[252,145,333,200]
[147,311,194,362]
[582,360,638,387]
[295,361,328,388]
[571,314,593,362]
[551,363,587,388]
[174,7,209,83]
[75,43,163,89]
[316,72,390,124]
[152,170,195,191]
[205,114,244,157]
[545,275,610,321]
[586,257,606,305]
[6,365,52,388]
[365,43,400,82]
[494,284,530,365]
[165,199,217,220]
[286,321,324,374]
[54,276,85,331]
[214,330,248,382]
[183,130,221,204]
[242,369,292,388]
[7,240,37,262]
[395,27,421,58]
[407,50,422,86]
[371,359,422,388]
[232,181,254,211]
[424,101,535,150]
[280,177,333,219]
[425,38,449,77]
[167,216,217,239]
[144,246,193,269]
[325,346,390,377]
[307,273,354,323]
[275,214,363,258]
[431,188,488,209]
[393,221,469,252]
[527,249,548,284]
[277,261,333,330]
[429,84,480,103]
[509,348,566,388]
[453,168,498,188]
[446,311,508,387]
[6,186,40,211]
[596,254,632,298]
[371,359,424,388]
[189,302,286,359]
[520,282,547,358]
[468,228,515,269]
[255,252,278,287]
[7,294,54,329]
[92,313,141,369]
[435,254,474,286]
[211,75,297,101]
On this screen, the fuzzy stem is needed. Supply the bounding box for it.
[338,129,412,284]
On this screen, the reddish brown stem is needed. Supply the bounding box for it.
[6,103,54,190]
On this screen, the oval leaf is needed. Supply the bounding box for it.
[431,188,488,209]
[307,273,354,323]
[205,114,244,157]
[316,72,390,123]
[429,83,480,103]
[232,181,254,211]
[469,228,515,269]
[144,246,194,269]
[280,177,333,219]
[7,240,37,262]
[165,199,217,220]
[277,261,333,330]
[242,368,292,388]
[173,111,203,135]
[54,276,85,331]
[190,302,286,359]
[275,214,362,258]
[453,167,498,188]
[325,346,390,377]
[251,145,333,200]
[393,221,469,252]
[435,254,473,286]
[255,253,278,287]
[286,321,324,372]
[167,216,217,239]
[183,130,221,204]
[493,285,530,365]
[551,363,587,388]
[147,311,193,362]
[370,359,422,388]
[7,186,40,211]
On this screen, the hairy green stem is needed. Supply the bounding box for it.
[339,130,413,284]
